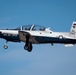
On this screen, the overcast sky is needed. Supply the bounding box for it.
[0,0,76,75]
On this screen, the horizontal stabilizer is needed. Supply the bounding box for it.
[64,44,74,47]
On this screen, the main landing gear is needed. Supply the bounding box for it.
[24,42,33,52]
[23,33,33,52]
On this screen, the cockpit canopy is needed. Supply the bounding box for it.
[16,24,45,31]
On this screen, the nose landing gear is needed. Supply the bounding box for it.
[4,41,8,49]
[4,45,8,49]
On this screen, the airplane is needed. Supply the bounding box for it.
[0,22,76,52]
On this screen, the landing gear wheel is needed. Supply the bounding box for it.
[24,45,28,50]
[24,43,33,52]
[28,43,33,52]
[59,35,63,39]
[4,45,8,49]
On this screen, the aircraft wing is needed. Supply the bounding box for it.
[19,31,38,44]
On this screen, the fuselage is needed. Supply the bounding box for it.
[0,29,76,44]
[0,30,19,42]
[0,23,76,52]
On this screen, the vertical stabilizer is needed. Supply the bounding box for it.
[70,22,76,35]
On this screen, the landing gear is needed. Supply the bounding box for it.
[4,41,8,49]
[4,45,8,49]
[23,33,33,52]
[24,42,33,52]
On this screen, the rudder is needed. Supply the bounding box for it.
[70,22,76,35]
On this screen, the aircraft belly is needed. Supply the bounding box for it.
[34,36,76,44]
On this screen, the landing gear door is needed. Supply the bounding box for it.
[19,31,38,43]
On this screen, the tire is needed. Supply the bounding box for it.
[59,35,63,39]
[24,45,28,50]
[24,43,33,52]
[4,45,8,49]
[28,43,33,52]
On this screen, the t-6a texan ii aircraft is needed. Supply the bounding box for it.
[0,22,76,52]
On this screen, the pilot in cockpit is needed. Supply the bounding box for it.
[39,28,45,31]
[25,27,30,30]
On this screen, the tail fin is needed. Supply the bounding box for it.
[70,22,76,35]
